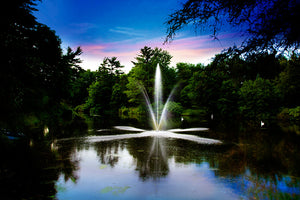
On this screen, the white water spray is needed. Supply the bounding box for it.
[139,64,174,131]
[80,64,222,145]
[155,65,162,130]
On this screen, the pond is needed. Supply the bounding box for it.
[1,118,300,200]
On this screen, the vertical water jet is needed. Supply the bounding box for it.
[138,64,175,131]
[154,64,162,131]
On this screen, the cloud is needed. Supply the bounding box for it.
[69,22,98,34]
[109,27,146,37]
[80,42,138,72]
[78,32,243,73]
[82,44,108,54]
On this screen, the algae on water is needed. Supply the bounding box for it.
[100,186,130,195]
[99,164,108,169]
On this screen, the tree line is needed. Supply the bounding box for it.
[77,46,300,127]
[1,0,299,134]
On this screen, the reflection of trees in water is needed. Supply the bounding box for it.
[56,139,83,183]
[212,131,300,179]
[54,130,300,198]
[162,133,300,198]
[92,140,126,167]
[126,132,300,197]
[127,137,169,181]
[168,129,300,181]
[0,138,81,200]
[201,131,300,199]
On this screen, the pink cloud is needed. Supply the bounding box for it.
[82,44,107,54]
[78,33,242,73]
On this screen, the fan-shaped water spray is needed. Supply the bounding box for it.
[109,64,222,144]
[139,64,174,131]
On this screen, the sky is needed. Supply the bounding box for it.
[34,0,244,73]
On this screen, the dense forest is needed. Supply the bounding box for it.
[1,0,299,137]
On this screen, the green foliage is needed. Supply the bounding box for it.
[166,101,183,116]
[99,57,124,76]
[217,80,239,119]
[278,107,300,122]
[182,108,208,119]
[180,84,192,107]
[70,70,97,107]
[119,106,147,119]
[184,60,232,116]
[125,77,143,105]
[84,57,125,116]
[288,107,300,120]
[276,54,300,107]
[110,75,129,110]
[176,63,204,107]
[2,0,299,132]
[125,46,175,106]
[238,77,280,121]
[174,50,299,123]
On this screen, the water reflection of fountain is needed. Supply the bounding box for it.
[85,128,220,181]
[146,137,168,180]
[126,136,169,181]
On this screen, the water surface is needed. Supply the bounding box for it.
[1,123,300,200]
[53,130,300,200]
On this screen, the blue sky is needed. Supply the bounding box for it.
[34,0,244,72]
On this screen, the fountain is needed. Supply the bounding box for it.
[139,64,174,131]
[86,64,222,145]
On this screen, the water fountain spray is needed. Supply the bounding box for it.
[138,64,174,131]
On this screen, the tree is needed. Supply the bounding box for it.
[85,79,111,115]
[180,54,242,119]
[175,63,204,107]
[110,75,129,111]
[99,57,124,76]
[84,57,125,115]
[238,77,281,122]
[187,69,225,114]
[244,52,284,80]
[70,69,97,107]
[217,79,239,119]
[125,46,175,106]
[165,0,300,53]
[0,0,83,130]
[276,54,300,107]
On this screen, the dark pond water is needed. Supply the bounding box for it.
[1,117,300,199]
